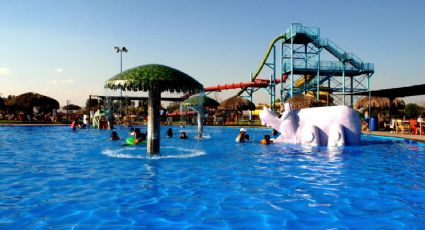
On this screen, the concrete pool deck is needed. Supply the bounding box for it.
[364,131,425,143]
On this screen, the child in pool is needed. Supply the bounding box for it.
[110,131,120,140]
[179,131,188,139]
[260,134,273,145]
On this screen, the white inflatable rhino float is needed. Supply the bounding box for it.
[260,103,361,146]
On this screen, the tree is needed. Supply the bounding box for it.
[404,103,419,119]
[0,96,4,111]
[85,98,102,113]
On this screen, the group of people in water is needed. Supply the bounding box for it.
[109,126,278,145]
[110,127,147,144]
[235,128,277,145]
[166,128,188,139]
[109,127,189,144]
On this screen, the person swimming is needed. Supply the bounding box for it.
[260,134,273,145]
[179,131,188,139]
[134,128,147,144]
[110,131,120,140]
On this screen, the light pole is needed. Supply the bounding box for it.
[114,46,128,115]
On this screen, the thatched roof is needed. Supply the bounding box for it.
[181,95,219,107]
[63,104,81,111]
[354,96,405,110]
[105,64,203,94]
[5,92,59,112]
[285,94,321,110]
[219,96,255,111]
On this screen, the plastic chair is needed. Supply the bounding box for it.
[409,119,419,135]
[396,119,410,134]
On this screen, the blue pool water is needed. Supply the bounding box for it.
[0,126,425,229]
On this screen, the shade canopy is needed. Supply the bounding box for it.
[350,84,425,99]
[219,96,255,111]
[6,92,59,112]
[354,96,405,110]
[285,94,321,110]
[104,64,203,93]
[181,95,219,107]
[104,64,203,154]
[63,104,81,111]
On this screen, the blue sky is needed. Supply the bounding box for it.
[1,0,425,107]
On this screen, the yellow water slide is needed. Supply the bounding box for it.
[294,75,315,88]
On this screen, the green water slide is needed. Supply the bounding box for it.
[236,33,289,96]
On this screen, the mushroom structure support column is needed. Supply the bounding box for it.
[197,106,203,139]
[147,87,161,154]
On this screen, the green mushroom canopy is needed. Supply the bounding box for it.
[105,64,203,93]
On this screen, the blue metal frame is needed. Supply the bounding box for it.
[240,23,374,111]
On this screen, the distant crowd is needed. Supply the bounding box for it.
[0,111,82,124]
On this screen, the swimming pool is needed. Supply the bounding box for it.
[0,126,424,229]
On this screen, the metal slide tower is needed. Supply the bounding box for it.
[240,23,374,111]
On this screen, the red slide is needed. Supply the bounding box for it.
[204,79,270,92]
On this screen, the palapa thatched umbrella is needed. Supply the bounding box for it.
[63,104,82,121]
[63,104,81,111]
[6,92,59,113]
[181,95,219,107]
[354,96,405,122]
[105,64,203,154]
[285,94,320,110]
[219,96,255,111]
[219,96,255,124]
[354,96,405,110]
[182,95,219,138]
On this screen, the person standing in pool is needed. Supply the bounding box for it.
[70,120,77,131]
[167,128,173,138]
[133,128,146,144]
[179,131,188,139]
[235,128,249,142]
[110,131,120,140]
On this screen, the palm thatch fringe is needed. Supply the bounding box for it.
[354,96,405,110]
[181,95,219,107]
[285,94,321,110]
[219,96,255,111]
[5,92,59,112]
[63,104,81,111]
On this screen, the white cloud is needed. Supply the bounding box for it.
[55,68,63,73]
[0,68,11,76]
[47,79,74,85]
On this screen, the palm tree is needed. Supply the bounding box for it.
[105,64,203,154]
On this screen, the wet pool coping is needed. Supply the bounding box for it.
[364,131,425,144]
